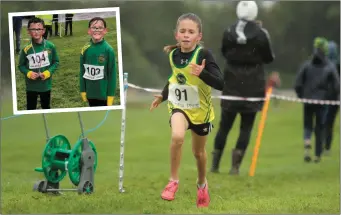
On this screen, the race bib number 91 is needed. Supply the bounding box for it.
[27,51,50,69]
[168,84,200,109]
[83,64,105,80]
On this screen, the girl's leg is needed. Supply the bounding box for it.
[191,127,210,208]
[161,112,188,201]
[170,112,188,180]
[192,130,208,185]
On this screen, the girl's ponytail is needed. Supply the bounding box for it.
[163,43,180,53]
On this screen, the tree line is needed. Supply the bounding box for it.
[1,0,339,89]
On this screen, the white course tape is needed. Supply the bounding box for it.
[127,83,340,105]
[212,95,265,101]
[270,94,340,105]
[128,83,162,93]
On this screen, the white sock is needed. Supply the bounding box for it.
[197,178,207,188]
[197,183,206,189]
[170,178,179,183]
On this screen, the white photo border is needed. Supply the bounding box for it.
[8,7,125,115]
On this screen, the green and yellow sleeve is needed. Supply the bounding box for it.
[18,49,31,77]
[106,47,117,105]
[79,53,87,101]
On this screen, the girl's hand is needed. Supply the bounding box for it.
[150,94,163,111]
[190,59,206,77]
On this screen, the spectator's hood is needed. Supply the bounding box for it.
[328,41,339,65]
[236,1,258,21]
[312,37,329,65]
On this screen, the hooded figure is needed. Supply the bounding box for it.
[327,41,340,67]
[211,1,276,175]
[294,37,339,163]
[323,41,340,155]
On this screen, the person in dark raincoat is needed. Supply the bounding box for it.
[323,40,340,156]
[211,1,277,175]
[294,37,339,163]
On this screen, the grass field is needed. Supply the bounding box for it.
[13,17,121,111]
[1,91,340,214]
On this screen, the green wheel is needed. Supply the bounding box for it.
[68,139,97,186]
[42,135,71,183]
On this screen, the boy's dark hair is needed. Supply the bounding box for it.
[27,17,45,28]
[88,17,107,28]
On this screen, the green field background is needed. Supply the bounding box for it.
[1,8,340,215]
[1,92,340,214]
[14,17,121,111]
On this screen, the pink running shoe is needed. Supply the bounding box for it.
[197,183,210,208]
[161,180,179,201]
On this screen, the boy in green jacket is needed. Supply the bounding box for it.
[18,17,59,110]
[79,17,117,107]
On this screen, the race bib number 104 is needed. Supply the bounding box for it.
[168,84,200,109]
[27,51,50,69]
[83,64,105,80]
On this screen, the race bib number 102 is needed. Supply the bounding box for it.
[27,51,50,69]
[168,84,200,109]
[83,64,105,80]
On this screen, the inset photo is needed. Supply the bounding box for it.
[8,7,124,115]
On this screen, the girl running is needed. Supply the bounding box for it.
[150,13,223,208]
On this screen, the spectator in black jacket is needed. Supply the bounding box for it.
[323,40,340,156]
[65,14,74,36]
[211,0,277,175]
[294,37,339,163]
[53,14,59,36]
[13,16,23,54]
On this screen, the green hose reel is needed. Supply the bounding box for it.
[34,134,97,192]
[34,113,97,195]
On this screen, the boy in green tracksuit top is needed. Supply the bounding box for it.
[80,17,117,107]
[18,17,59,110]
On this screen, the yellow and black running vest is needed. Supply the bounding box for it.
[167,46,215,125]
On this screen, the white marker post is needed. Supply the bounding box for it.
[119,72,128,193]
